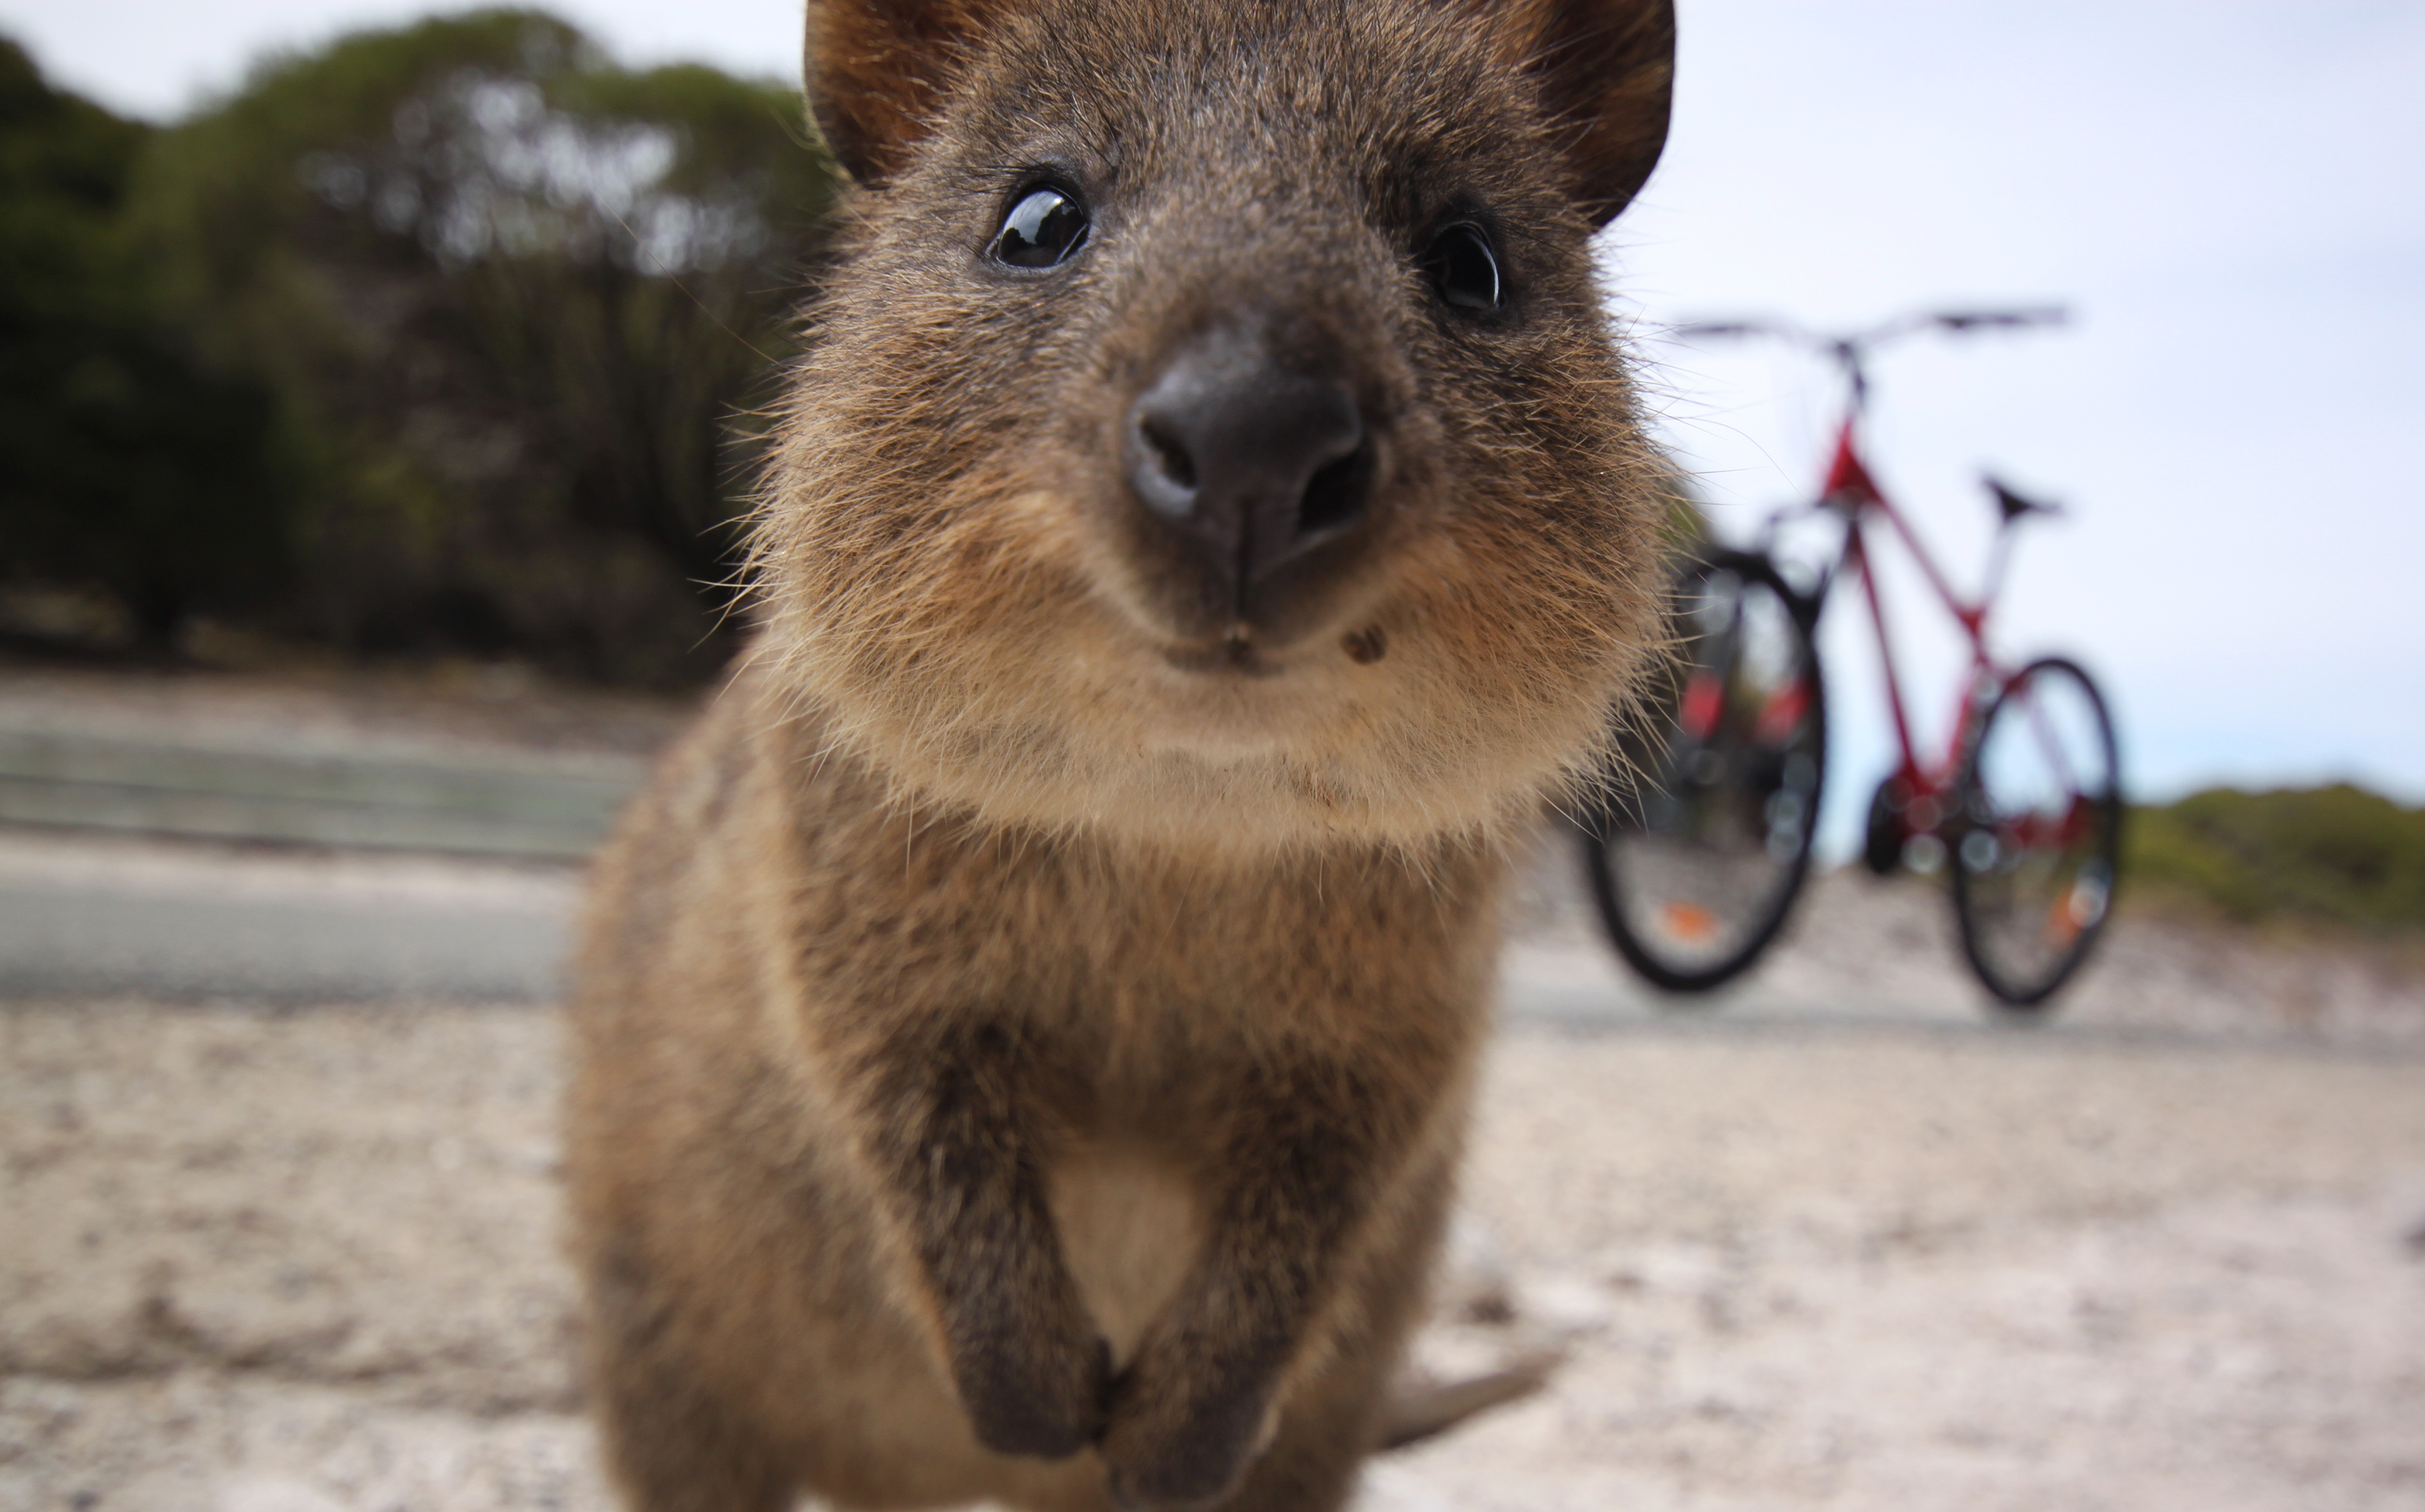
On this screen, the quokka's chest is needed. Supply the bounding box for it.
[1047,1145,1205,1366]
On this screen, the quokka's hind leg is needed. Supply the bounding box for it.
[582,1238,793,1512]
[1203,1349,1394,1512]
[589,1330,793,1512]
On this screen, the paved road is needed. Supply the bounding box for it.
[11,826,2420,1061]
[0,699,637,1000]
[0,830,1904,1020]
[0,828,1704,1018]
[0,832,579,1002]
[0,730,643,860]
[11,664,2402,1050]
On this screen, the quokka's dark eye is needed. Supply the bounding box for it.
[1423,223,1502,313]
[990,185,1089,269]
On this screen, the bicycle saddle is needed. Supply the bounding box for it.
[1984,474,2061,524]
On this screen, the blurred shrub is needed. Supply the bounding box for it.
[138,9,837,683]
[5,11,835,683]
[2129,784,2425,936]
[0,39,290,646]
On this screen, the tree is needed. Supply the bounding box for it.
[127,10,836,681]
[0,37,288,647]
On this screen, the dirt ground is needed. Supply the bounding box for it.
[7,923,2424,1512]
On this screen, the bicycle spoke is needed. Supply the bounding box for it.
[1952,658,2121,1008]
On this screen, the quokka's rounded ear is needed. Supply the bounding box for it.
[1502,0,1675,228]
[805,0,1015,185]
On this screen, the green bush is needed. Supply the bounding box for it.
[2127,784,2425,936]
[129,9,837,683]
[4,12,836,683]
[0,39,290,645]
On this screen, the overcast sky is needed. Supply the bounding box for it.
[9,0,2421,837]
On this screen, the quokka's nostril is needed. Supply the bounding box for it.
[1141,417,1197,491]
[1122,336,1373,610]
[1297,443,1372,538]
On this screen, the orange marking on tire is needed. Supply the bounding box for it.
[1662,902,1718,943]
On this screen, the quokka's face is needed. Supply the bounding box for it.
[757,0,1672,850]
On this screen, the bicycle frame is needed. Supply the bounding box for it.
[1695,308,2070,848]
[1810,415,2013,834]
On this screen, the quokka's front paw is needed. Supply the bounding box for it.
[953,1327,1112,1461]
[1097,1356,1278,1511]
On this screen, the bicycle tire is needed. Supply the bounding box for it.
[1580,549,1827,994]
[1949,656,2122,1010]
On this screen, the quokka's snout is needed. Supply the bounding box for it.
[1121,316,1382,652]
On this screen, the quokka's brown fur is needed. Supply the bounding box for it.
[565,1,1674,1508]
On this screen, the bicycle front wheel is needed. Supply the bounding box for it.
[1949,656,2122,1010]
[1582,550,1826,994]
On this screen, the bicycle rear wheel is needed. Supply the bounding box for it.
[1582,550,1826,993]
[1949,656,2122,1010]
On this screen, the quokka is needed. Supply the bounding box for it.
[565,1,1674,1507]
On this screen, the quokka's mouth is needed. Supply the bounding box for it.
[1159,624,1283,678]
[1155,616,1394,678]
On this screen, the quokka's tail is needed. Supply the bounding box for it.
[1379,1348,1565,1451]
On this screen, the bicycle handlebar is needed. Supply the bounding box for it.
[1670,319,1775,340]
[1928,307,2068,333]
[1670,307,2068,407]
[1673,307,2067,352]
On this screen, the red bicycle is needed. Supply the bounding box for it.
[1581,310,2122,1010]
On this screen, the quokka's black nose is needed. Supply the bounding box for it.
[1123,329,1375,611]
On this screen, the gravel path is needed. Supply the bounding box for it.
[6,983,2421,1512]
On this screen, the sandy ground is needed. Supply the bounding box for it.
[7,927,2424,1512]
